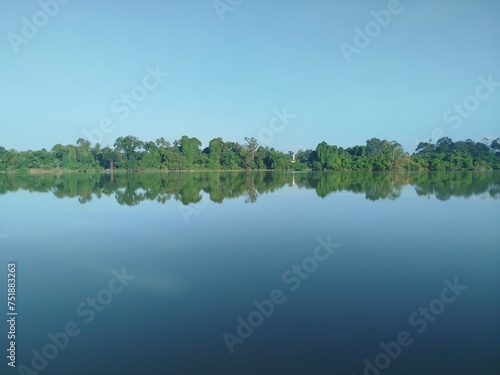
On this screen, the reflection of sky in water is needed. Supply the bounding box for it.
[0,174,498,375]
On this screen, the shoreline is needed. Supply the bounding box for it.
[0,168,497,175]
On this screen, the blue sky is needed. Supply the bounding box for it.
[1,0,499,153]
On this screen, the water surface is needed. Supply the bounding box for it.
[0,171,498,375]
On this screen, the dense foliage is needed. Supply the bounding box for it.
[0,136,499,172]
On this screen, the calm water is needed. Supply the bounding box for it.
[0,171,499,375]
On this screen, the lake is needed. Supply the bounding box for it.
[0,171,499,375]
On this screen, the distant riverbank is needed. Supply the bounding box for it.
[1,135,499,173]
[0,166,497,175]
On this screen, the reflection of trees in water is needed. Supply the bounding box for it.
[411,172,500,201]
[293,172,406,200]
[0,171,498,206]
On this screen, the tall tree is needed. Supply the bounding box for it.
[179,136,202,169]
[114,136,144,171]
[244,137,258,169]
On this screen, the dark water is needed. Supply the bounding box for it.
[0,171,499,375]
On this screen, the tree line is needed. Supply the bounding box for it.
[0,135,499,172]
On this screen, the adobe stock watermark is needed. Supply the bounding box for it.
[213,0,243,21]
[178,192,211,224]
[356,277,467,375]
[257,107,296,145]
[82,65,169,145]
[16,268,135,374]
[7,0,71,54]
[177,106,295,224]
[339,0,409,63]
[414,74,499,147]
[222,235,341,354]
[0,233,8,244]
[82,65,168,145]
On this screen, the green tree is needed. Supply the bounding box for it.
[179,136,202,169]
[114,136,144,171]
[244,137,258,169]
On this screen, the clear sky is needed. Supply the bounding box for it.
[1,0,499,153]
